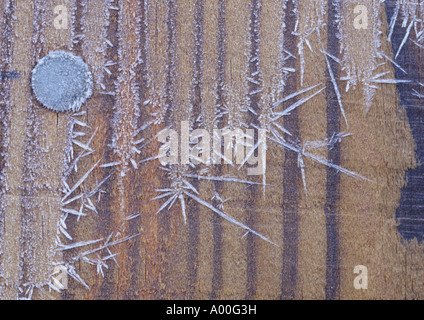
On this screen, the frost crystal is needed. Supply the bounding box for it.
[335,0,384,110]
[31,51,93,112]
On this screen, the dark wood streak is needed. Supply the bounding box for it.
[60,0,95,300]
[245,0,261,300]
[95,0,123,300]
[210,0,226,299]
[71,0,84,55]
[60,0,121,300]
[280,0,300,300]
[324,0,341,300]
[164,0,177,130]
[59,0,81,300]
[124,0,149,300]
[385,0,424,243]
[185,0,204,299]
[156,0,177,299]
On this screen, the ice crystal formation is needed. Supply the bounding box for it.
[46,110,141,296]
[31,51,93,112]
[135,0,375,247]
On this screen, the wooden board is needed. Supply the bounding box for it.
[0,0,423,300]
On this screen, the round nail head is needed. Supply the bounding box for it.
[31,51,93,112]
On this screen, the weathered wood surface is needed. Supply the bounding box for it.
[0,0,423,299]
